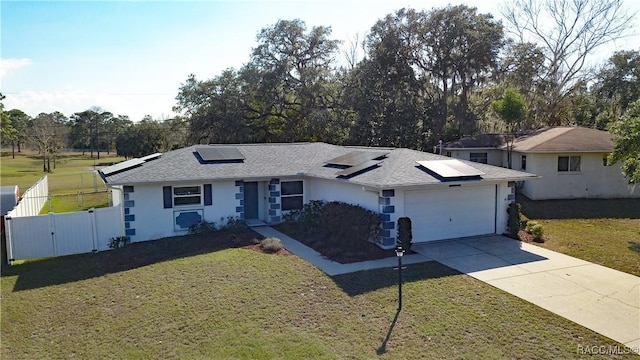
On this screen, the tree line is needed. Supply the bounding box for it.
[174,1,638,150]
[0,101,187,171]
[1,0,638,180]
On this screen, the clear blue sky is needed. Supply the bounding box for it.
[1,0,638,121]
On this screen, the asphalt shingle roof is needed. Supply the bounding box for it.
[101,142,536,188]
[510,127,613,152]
[443,127,614,153]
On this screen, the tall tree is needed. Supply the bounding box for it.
[69,107,109,158]
[492,87,528,168]
[5,109,31,157]
[501,0,636,125]
[349,6,504,148]
[176,71,253,144]
[608,99,640,184]
[115,120,165,159]
[244,19,341,142]
[29,112,67,172]
[345,16,426,148]
[0,94,19,157]
[589,50,640,129]
[420,5,505,136]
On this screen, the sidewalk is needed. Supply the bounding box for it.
[251,226,431,276]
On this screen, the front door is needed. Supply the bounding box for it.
[244,182,259,219]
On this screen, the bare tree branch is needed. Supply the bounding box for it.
[500,0,637,124]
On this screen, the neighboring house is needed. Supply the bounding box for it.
[443,127,639,200]
[99,142,535,249]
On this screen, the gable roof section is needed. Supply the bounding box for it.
[443,127,614,153]
[510,127,613,152]
[100,142,535,188]
[444,134,510,149]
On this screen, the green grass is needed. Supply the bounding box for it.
[519,196,640,276]
[1,150,124,213]
[2,232,637,359]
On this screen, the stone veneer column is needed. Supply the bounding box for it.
[123,186,136,238]
[234,181,244,219]
[378,189,396,248]
[267,179,281,223]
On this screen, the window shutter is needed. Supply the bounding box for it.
[163,186,172,208]
[204,184,212,206]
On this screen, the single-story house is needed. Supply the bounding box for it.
[443,127,639,200]
[99,142,535,249]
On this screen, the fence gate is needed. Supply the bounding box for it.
[5,206,125,263]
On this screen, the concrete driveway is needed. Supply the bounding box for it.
[413,236,640,354]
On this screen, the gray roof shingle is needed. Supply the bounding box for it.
[443,127,614,153]
[101,142,536,188]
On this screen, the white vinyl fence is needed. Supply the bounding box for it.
[9,175,48,217]
[4,175,125,264]
[5,206,125,263]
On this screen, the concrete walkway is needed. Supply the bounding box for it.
[413,235,640,354]
[253,226,639,353]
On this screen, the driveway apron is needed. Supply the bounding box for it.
[413,235,640,354]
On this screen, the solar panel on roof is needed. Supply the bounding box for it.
[196,147,245,162]
[325,151,389,167]
[336,160,383,177]
[416,159,485,178]
[139,152,162,162]
[101,159,145,176]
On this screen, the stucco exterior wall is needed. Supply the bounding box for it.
[123,181,237,242]
[446,149,504,167]
[305,178,379,211]
[518,152,639,200]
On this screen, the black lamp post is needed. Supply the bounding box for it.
[395,246,405,311]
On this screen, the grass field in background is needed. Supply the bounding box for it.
[2,235,636,359]
[1,150,125,213]
[519,195,640,277]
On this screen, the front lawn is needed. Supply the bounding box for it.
[2,230,636,359]
[519,196,640,276]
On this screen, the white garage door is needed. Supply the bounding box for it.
[404,185,496,242]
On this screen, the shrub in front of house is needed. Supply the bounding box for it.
[397,217,413,251]
[317,201,382,245]
[525,220,539,233]
[283,200,325,236]
[260,237,284,253]
[108,236,130,249]
[507,202,522,237]
[219,216,249,233]
[531,224,545,242]
[188,221,217,235]
[283,201,382,259]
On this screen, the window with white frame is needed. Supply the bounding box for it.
[281,181,303,211]
[173,186,202,206]
[470,152,488,164]
[521,155,527,170]
[557,156,581,172]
